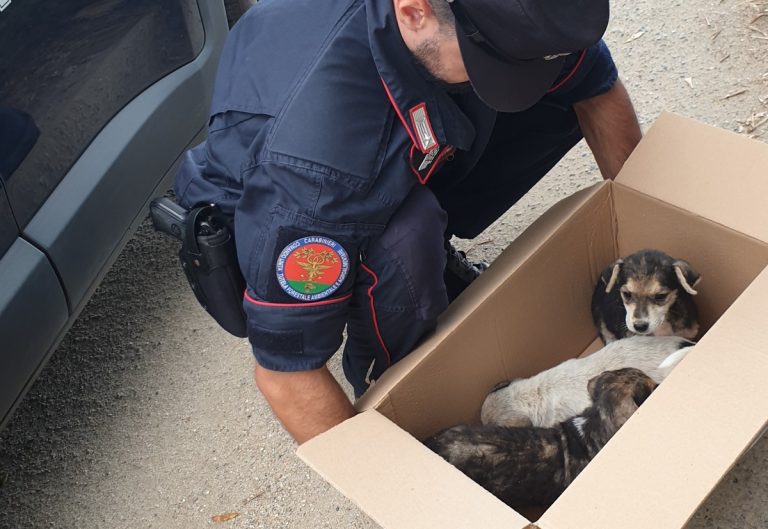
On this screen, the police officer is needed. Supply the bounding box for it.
[173,0,642,443]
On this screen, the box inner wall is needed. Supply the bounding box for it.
[379,183,768,446]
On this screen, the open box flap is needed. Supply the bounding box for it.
[538,265,768,529]
[297,410,532,529]
[615,112,768,243]
[356,181,610,413]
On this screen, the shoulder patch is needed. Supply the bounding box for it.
[276,237,350,301]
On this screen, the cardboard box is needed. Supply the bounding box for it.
[297,113,768,529]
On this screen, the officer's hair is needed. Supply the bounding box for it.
[428,0,456,34]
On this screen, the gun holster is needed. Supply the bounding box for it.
[179,205,248,338]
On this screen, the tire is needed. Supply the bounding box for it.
[224,0,251,28]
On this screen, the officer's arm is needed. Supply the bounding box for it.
[573,78,642,181]
[234,137,387,445]
[254,363,355,445]
[545,41,642,180]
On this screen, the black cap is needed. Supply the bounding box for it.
[447,0,610,112]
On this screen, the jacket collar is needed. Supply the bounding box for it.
[366,0,479,153]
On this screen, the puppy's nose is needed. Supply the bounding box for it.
[634,321,649,333]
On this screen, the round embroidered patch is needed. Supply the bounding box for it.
[276,237,350,301]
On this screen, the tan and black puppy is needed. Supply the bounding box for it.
[591,249,700,343]
[424,368,657,511]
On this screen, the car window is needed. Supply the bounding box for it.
[0,0,205,228]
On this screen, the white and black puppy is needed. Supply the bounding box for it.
[591,249,701,344]
[425,368,657,512]
[481,335,692,428]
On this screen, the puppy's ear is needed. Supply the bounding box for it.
[611,375,656,427]
[673,259,701,295]
[587,374,600,400]
[488,380,512,394]
[632,378,657,407]
[601,259,624,293]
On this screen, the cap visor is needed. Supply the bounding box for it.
[457,31,564,112]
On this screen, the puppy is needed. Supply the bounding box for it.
[591,249,700,344]
[481,335,693,428]
[425,368,657,511]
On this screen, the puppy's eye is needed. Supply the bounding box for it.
[653,293,668,303]
[621,291,632,302]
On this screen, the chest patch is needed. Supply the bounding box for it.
[276,237,350,301]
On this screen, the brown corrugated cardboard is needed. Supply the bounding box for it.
[354,182,612,414]
[616,113,768,244]
[612,184,768,329]
[298,410,532,529]
[538,267,768,529]
[297,112,768,528]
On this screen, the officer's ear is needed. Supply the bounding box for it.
[393,0,432,32]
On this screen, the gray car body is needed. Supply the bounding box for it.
[0,1,230,429]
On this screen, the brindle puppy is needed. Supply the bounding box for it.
[591,249,701,343]
[424,368,657,511]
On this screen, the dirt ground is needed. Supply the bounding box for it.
[2,0,768,528]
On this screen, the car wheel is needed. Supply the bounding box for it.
[224,0,252,28]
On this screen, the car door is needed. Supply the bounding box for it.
[0,0,228,428]
[0,164,69,422]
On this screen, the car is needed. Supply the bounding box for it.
[0,0,251,429]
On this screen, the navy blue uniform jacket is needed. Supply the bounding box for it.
[174,0,617,374]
